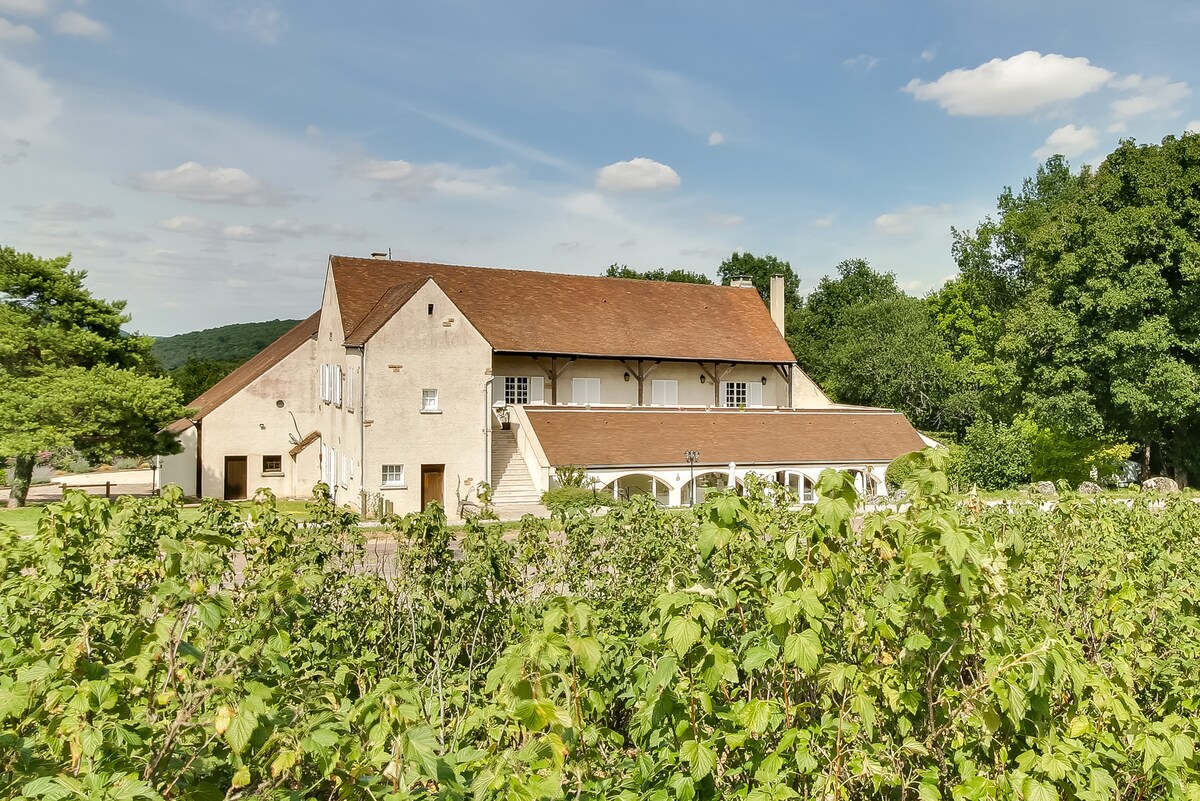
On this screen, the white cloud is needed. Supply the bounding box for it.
[873,203,953,237]
[1188,120,1200,134]
[1033,124,1098,159]
[562,191,622,222]
[345,157,511,199]
[20,200,113,220]
[1109,74,1190,122]
[843,54,879,71]
[595,157,681,192]
[0,17,38,40]
[812,215,834,229]
[53,11,108,39]
[920,46,936,63]
[130,161,290,205]
[26,220,78,238]
[0,0,49,16]
[904,51,1113,116]
[157,214,365,243]
[0,54,62,140]
[233,5,286,44]
[707,130,724,146]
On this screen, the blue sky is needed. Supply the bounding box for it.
[2,0,1198,334]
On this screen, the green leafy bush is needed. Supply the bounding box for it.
[540,485,604,510]
[4,463,1200,799]
[884,449,923,490]
[949,417,1032,489]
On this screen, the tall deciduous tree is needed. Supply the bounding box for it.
[953,135,1200,484]
[716,251,801,309]
[785,259,975,432]
[0,247,187,506]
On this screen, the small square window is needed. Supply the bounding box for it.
[262,455,282,473]
[382,464,405,487]
[504,376,529,405]
[421,388,440,412]
[723,381,748,408]
[427,303,434,315]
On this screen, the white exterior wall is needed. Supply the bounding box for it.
[585,460,889,506]
[360,281,493,518]
[192,337,320,499]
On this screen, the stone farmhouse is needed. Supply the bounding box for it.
[160,255,928,517]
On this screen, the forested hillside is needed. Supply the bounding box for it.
[152,319,301,370]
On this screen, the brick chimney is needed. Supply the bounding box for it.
[769,274,785,334]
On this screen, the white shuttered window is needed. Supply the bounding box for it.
[571,377,600,405]
[650,379,678,406]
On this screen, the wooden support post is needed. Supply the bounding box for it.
[699,362,734,406]
[532,356,575,405]
[621,358,661,405]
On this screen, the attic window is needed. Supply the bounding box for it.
[427,303,434,315]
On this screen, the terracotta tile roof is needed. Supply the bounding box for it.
[330,256,797,363]
[522,407,925,467]
[166,311,320,433]
[343,278,429,347]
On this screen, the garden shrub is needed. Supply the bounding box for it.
[4,461,1200,799]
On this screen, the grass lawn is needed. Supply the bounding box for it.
[0,497,314,538]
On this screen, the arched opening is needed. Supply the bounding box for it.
[603,473,671,505]
[773,470,817,503]
[682,470,738,506]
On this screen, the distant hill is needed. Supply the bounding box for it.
[153,319,301,370]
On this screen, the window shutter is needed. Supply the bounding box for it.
[720,382,731,407]
[572,377,600,404]
[748,381,763,407]
[652,379,678,406]
[320,364,329,402]
[347,367,355,411]
[335,366,343,406]
[529,376,544,404]
[493,377,505,405]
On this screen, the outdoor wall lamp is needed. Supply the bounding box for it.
[761,376,768,385]
[700,374,706,384]
[623,372,630,382]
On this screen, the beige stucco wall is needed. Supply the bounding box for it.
[188,335,320,499]
[315,266,362,507]
[358,280,493,518]
[490,355,818,408]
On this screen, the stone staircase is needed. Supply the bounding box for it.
[490,429,542,507]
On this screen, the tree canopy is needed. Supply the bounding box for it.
[952,136,1200,483]
[786,259,975,432]
[716,251,801,309]
[604,264,715,284]
[0,247,187,506]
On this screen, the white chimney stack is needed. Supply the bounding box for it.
[769,274,785,335]
[730,275,755,289]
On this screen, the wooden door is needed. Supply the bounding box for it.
[421,464,444,509]
[224,456,248,500]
